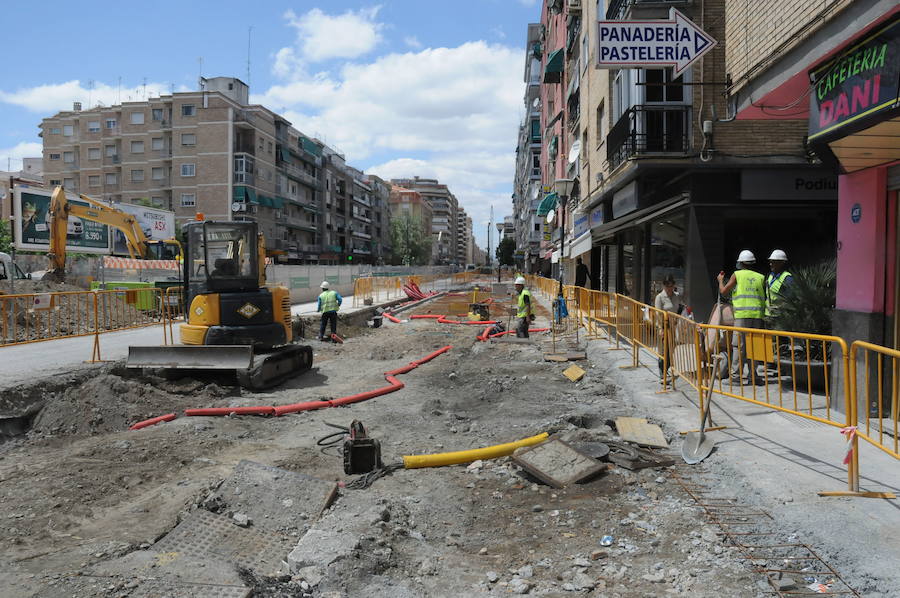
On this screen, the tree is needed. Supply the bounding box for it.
[390,213,432,266]
[0,219,11,254]
[495,237,516,266]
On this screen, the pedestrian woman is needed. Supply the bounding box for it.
[654,275,684,382]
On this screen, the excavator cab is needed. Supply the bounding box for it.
[127,219,313,389]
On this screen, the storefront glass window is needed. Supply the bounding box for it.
[649,210,687,299]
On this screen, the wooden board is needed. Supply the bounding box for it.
[512,437,607,488]
[544,353,569,362]
[615,417,669,448]
[563,364,586,382]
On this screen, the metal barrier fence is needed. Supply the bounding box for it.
[0,288,170,360]
[525,275,896,496]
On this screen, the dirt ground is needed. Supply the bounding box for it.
[0,294,872,597]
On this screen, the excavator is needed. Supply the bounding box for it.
[44,186,181,283]
[126,217,313,389]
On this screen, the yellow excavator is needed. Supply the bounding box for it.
[126,218,313,389]
[44,186,181,283]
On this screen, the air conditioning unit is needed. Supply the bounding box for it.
[567,0,582,11]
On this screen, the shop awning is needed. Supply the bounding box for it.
[536,192,558,217]
[233,186,246,202]
[567,231,592,258]
[543,48,564,83]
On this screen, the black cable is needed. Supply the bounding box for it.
[345,463,403,490]
[316,422,350,449]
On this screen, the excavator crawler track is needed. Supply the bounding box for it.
[236,344,314,390]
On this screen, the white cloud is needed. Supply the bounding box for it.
[282,7,384,63]
[0,80,173,114]
[518,0,539,5]
[490,26,507,40]
[404,36,422,49]
[0,141,43,165]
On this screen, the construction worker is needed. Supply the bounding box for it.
[514,276,535,338]
[765,249,793,326]
[317,281,343,341]
[717,250,766,384]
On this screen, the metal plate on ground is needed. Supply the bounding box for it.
[512,436,607,488]
[213,460,338,533]
[153,509,294,577]
[131,581,250,598]
[615,417,669,448]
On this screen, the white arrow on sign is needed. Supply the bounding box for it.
[597,8,716,75]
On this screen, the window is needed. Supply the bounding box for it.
[181,104,195,116]
[267,141,273,154]
[530,119,541,142]
[130,140,144,153]
[105,173,118,185]
[130,169,144,182]
[88,147,100,160]
[63,178,75,188]
[49,127,61,135]
[88,121,100,132]
[534,222,541,231]
[63,151,75,163]
[151,137,164,150]
[181,133,196,146]
[152,108,163,121]
[596,100,605,147]
[645,69,684,103]
[152,167,165,180]
[130,112,145,125]
[105,145,117,157]
[181,193,196,207]
[106,119,117,129]
[88,175,100,186]
[49,153,61,160]
[49,179,61,186]
[181,163,195,177]
[63,125,73,136]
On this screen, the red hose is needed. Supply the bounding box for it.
[383,313,401,323]
[272,400,334,417]
[410,314,443,319]
[129,413,177,430]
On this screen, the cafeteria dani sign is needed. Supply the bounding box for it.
[809,16,900,141]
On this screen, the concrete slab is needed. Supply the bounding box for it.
[287,529,360,572]
[212,460,338,533]
[512,436,606,488]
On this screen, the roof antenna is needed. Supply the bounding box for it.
[88,79,94,108]
[117,76,122,105]
[247,26,253,87]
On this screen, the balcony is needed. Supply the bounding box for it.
[606,0,687,20]
[280,162,319,188]
[352,211,371,223]
[606,105,690,171]
[351,194,372,207]
[351,230,372,239]
[103,155,120,166]
[286,217,317,232]
[234,172,255,185]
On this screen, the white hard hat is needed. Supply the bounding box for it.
[737,250,756,264]
[768,249,788,261]
[320,281,330,289]
[515,276,526,285]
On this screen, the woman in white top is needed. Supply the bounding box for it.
[654,275,685,381]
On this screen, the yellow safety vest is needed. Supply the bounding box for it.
[732,269,765,319]
[517,288,533,318]
[319,290,339,313]
[765,271,792,317]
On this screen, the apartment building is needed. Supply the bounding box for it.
[512,22,547,274]
[456,207,473,265]
[531,0,839,317]
[366,175,394,265]
[720,0,899,351]
[390,177,461,265]
[40,76,392,264]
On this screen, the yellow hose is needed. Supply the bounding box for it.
[402,432,549,469]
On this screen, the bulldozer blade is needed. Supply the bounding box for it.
[127,345,254,371]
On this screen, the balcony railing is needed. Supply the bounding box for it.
[103,155,120,166]
[606,105,690,171]
[606,0,686,20]
[280,162,319,188]
[153,148,172,159]
[351,230,372,239]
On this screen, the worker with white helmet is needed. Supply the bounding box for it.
[765,249,793,324]
[717,250,766,384]
[513,275,535,338]
[317,280,343,341]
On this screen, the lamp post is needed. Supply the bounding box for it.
[496,221,504,282]
[553,178,576,318]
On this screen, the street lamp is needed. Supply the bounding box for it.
[496,221,504,282]
[553,178,576,319]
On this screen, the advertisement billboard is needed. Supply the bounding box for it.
[111,204,176,255]
[13,187,111,254]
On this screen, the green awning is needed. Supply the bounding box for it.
[246,187,259,205]
[257,194,273,207]
[537,192,558,217]
[548,135,559,158]
[543,48,563,83]
[300,136,322,157]
[278,147,289,161]
[270,196,284,209]
[233,186,246,202]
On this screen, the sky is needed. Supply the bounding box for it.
[0,0,542,250]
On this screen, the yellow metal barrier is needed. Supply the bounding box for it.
[849,341,900,484]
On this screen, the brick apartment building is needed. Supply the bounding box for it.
[39,76,389,264]
[390,177,463,265]
[524,0,838,317]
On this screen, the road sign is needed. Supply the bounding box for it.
[597,8,716,75]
